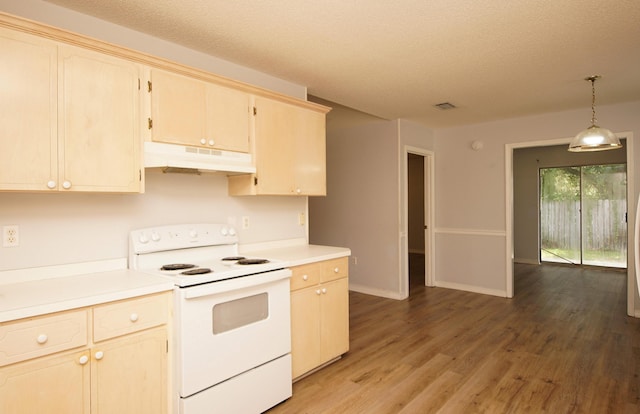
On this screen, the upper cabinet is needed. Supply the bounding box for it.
[58,45,142,193]
[0,27,142,193]
[0,12,330,194]
[228,97,328,196]
[0,28,58,191]
[149,69,250,153]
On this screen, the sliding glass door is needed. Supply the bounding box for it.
[540,164,626,268]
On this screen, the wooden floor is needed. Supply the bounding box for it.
[268,260,640,413]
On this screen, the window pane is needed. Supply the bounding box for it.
[540,167,581,264]
[581,164,627,268]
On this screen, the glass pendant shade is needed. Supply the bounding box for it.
[568,124,621,152]
[568,75,621,152]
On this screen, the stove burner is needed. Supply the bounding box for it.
[221,256,246,261]
[181,268,212,275]
[237,258,270,265]
[161,263,196,271]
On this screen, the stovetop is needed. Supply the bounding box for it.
[128,224,286,287]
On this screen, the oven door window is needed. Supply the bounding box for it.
[212,292,268,334]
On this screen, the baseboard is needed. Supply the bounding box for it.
[434,280,507,298]
[349,283,407,300]
[514,258,540,265]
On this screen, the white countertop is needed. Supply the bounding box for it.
[0,268,173,323]
[244,244,351,267]
[0,244,349,323]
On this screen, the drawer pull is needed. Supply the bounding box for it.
[36,334,48,344]
[94,351,104,360]
[334,267,339,273]
[302,275,308,281]
[79,355,89,365]
[129,313,139,322]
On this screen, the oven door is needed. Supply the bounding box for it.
[174,268,292,398]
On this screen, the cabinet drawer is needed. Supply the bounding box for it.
[321,257,349,283]
[290,262,321,291]
[0,310,88,366]
[93,293,168,342]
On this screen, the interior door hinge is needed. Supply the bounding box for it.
[138,78,141,90]
[148,81,152,93]
[139,170,142,182]
[253,106,257,116]
[254,176,258,186]
[166,340,169,353]
[148,118,153,129]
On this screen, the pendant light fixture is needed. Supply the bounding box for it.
[568,75,621,152]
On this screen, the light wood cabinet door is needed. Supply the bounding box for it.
[205,82,250,152]
[290,286,321,379]
[290,259,350,379]
[229,97,326,196]
[91,327,168,414]
[320,277,350,362]
[0,349,91,414]
[0,28,57,191]
[59,45,142,192]
[150,69,250,152]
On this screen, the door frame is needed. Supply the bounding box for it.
[401,146,434,298]
[505,132,635,315]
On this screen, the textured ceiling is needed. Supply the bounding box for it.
[45,0,640,128]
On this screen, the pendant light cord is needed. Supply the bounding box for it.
[590,78,597,126]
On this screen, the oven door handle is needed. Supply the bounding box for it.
[182,268,292,299]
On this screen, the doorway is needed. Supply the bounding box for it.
[405,147,434,295]
[506,134,635,315]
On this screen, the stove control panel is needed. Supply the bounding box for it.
[130,223,238,254]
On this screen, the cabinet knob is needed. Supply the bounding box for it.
[129,313,139,322]
[94,351,104,360]
[36,334,48,344]
[321,288,327,294]
[62,180,72,189]
[208,139,215,146]
[46,180,56,189]
[302,274,308,281]
[334,267,340,273]
[78,355,89,365]
[295,188,302,194]
[200,138,207,145]
[315,289,321,295]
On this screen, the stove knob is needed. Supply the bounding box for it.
[228,227,236,236]
[151,231,161,242]
[189,229,198,238]
[220,227,229,236]
[138,233,149,244]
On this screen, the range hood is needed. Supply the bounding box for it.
[144,141,255,174]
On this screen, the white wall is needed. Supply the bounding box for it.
[310,116,434,299]
[0,1,310,273]
[434,101,640,303]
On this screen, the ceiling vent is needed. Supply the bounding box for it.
[434,102,456,110]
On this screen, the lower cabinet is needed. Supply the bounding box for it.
[290,257,349,379]
[0,292,170,414]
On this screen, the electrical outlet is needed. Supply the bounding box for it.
[3,225,19,247]
[242,216,250,229]
[298,212,306,226]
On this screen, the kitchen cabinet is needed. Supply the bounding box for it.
[228,96,328,196]
[0,293,169,414]
[0,27,142,192]
[149,68,251,153]
[289,257,349,379]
